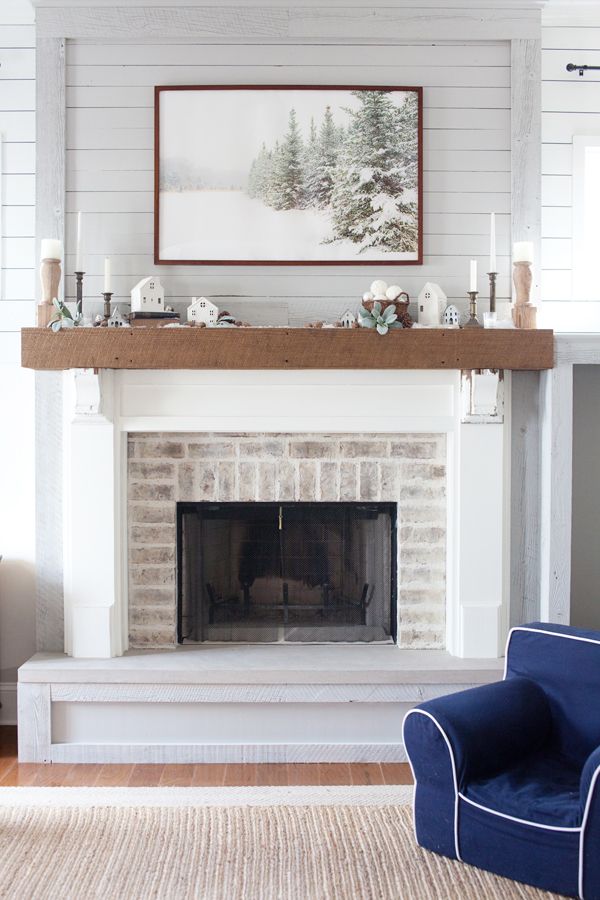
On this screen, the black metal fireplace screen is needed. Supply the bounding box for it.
[177,502,397,643]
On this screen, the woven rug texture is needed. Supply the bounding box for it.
[0,804,564,899]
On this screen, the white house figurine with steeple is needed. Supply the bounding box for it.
[187,297,218,325]
[418,282,447,326]
[131,276,165,313]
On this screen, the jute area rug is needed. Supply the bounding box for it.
[0,786,564,900]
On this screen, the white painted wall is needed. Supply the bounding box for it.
[541,8,600,302]
[0,0,36,722]
[64,40,512,321]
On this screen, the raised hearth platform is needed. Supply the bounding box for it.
[18,645,503,764]
[20,327,555,371]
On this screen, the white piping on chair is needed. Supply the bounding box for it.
[579,764,600,900]
[504,627,600,679]
[402,708,462,861]
[458,792,581,833]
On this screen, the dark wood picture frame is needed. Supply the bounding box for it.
[154,84,423,266]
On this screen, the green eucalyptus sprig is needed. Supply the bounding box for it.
[49,297,81,332]
[358,301,401,336]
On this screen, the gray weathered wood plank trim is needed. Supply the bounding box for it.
[510,371,541,625]
[539,362,573,624]
[35,6,540,41]
[35,37,66,653]
[17,683,51,762]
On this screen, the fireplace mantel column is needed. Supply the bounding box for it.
[63,369,126,657]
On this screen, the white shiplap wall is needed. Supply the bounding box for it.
[0,0,36,720]
[542,18,600,302]
[65,41,511,322]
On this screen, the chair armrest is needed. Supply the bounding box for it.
[406,677,552,788]
[581,745,600,808]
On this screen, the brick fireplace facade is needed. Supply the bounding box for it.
[128,432,447,650]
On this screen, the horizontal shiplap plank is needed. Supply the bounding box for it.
[541,238,572,270]
[2,237,35,268]
[66,124,509,152]
[64,147,511,173]
[66,189,511,215]
[1,269,35,300]
[542,111,600,144]
[541,269,572,303]
[67,42,510,68]
[0,25,35,47]
[0,81,35,111]
[2,206,35,237]
[2,174,35,205]
[543,27,600,51]
[2,143,35,174]
[0,110,35,142]
[65,64,511,88]
[542,143,572,176]
[542,49,600,82]
[66,84,510,109]
[66,104,510,133]
[541,206,571,239]
[542,175,572,207]
[542,81,600,115]
[0,300,35,330]
[0,49,35,79]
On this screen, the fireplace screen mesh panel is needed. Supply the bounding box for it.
[177,502,396,643]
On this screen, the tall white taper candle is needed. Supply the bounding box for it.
[75,212,82,271]
[104,257,111,293]
[489,212,496,272]
[469,259,477,292]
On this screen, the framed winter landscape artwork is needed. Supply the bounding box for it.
[154,85,423,265]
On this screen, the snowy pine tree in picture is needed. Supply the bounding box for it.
[156,85,422,264]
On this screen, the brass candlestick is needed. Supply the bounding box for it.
[75,271,85,320]
[487,271,497,314]
[102,291,113,323]
[464,290,482,328]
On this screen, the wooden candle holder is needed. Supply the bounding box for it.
[512,260,537,330]
[38,258,62,328]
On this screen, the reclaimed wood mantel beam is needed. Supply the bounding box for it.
[20,327,554,371]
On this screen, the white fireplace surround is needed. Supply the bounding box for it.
[62,368,508,661]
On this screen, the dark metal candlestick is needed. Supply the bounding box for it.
[102,291,113,323]
[75,271,85,319]
[488,271,497,314]
[464,290,482,328]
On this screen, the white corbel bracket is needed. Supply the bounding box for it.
[461,369,504,423]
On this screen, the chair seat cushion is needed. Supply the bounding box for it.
[463,747,582,828]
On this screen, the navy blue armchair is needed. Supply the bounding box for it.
[403,623,600,899]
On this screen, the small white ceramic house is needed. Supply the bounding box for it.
[340,310,356,328]
[418,282,447,326]
[442,304,461,327]
[107,306,128,328]
[187,297,218,325]
[131,276,165,313]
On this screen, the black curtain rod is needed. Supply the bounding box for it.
[566,63,600,76]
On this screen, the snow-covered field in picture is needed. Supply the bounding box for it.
[157,87,420,263]
[159,190,417,261]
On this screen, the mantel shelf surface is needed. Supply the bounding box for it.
[20,327,555,371]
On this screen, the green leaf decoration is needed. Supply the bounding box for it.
[376,323,388,335]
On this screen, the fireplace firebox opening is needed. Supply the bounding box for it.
[177,502,397,643]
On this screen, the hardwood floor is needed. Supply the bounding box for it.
[0,727,413,788]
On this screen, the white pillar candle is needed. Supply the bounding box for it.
[75,212,83,271]
[513,241,534,263]
[489,212,496,272]
[469,259,477,292]
[41,238,63,260]
[103,257,111,293]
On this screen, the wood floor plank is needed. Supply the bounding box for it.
[287,764,321,785]
[32,764,74,787]
[349,763,385,785]
[380,763,413,785]
[160,764,195,787]
[128,764,165,787]
[192,764,226,787]
[224,763,257,786]
[97,764,135,787]
[318,764,351,785]
[0,764,42,786]
[60,764,103,787]
[256,764,288,786]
